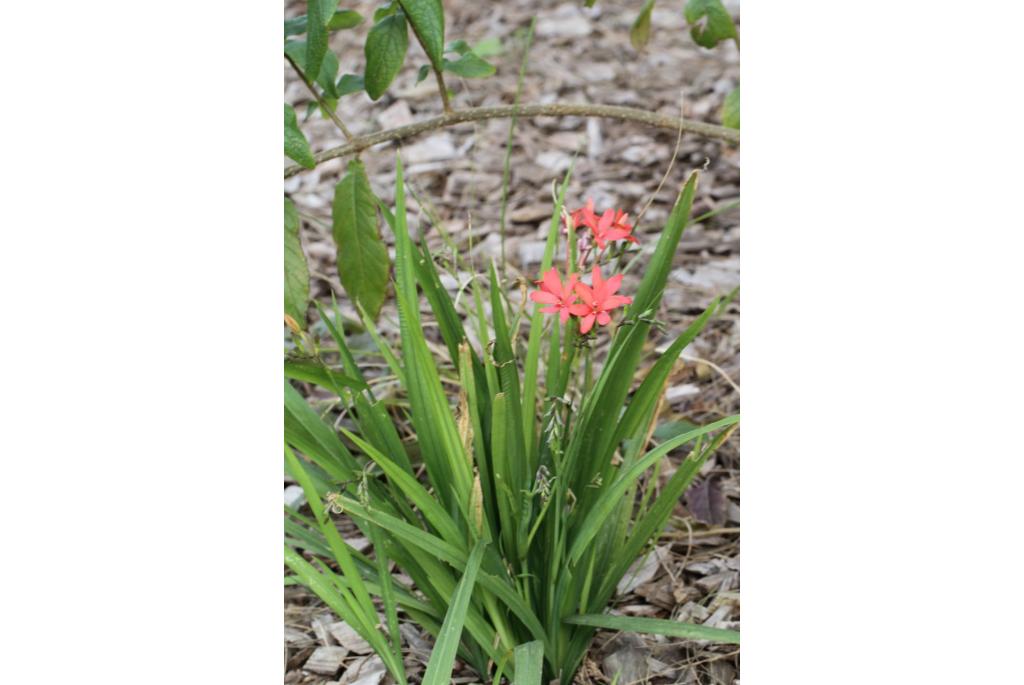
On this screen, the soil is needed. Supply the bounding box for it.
[284,1,740,683]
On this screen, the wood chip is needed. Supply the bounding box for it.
[304,646,347,676]
[337,654,386,685]
[328,621,372,654]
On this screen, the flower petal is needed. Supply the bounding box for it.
[530,290,560,305]
[602,295,633,309]
[567,303,591,316]
[559,308,571,324]
[541,267,562,294]
[574,281,596,305]
[603,273,623,295]
[596,311,611,326]
[579,314,596,334]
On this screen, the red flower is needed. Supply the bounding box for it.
[569,198,598,232]
[569,266,633,333]
[591,209,639,250]
[529,267,580,323]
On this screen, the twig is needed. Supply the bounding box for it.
[634,97,687,227]
[285,53,354,143]
[681,353,741,395]
[284,102,740,177]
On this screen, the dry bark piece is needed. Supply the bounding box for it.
[284,627,315,648]
[328,620,373,654]
[617,545,671,595]
[337,655,387,685]
[686,477,728,525]
[602,634,649,684]
[312,613,337,646]
[304,646,347,676]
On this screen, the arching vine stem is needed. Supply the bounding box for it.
[284,102,739,178]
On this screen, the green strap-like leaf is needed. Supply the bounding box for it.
[567,416,739,564]
[684,0,738,49]
[284,104,315,169]
[283,358,367,393]
[513,641,544,685]
[398,0,445,70]
[332,159,389,320]
[421,541,486,685]
[284,198,310,322]
[364,13,409,100]
[564,614,739,644]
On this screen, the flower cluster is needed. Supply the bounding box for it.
[529,200,638,334]
[569,199,638,250]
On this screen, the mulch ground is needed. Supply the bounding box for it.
[284,1,740,682]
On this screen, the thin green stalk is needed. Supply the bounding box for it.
[498,17,536,274]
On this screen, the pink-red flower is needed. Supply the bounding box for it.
[567,199,639,250]
[569,266,633,333]
[591,209,639,250]
[529,267,580,323]
[569,199,598,232]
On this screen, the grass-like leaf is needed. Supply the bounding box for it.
[513,640,544,685]
[564,614,739,644]
[421,541,486,685]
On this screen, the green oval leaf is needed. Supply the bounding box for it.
[284,198,311,323]
[286,8,362,37]
[284,104,315,169]
[328,9,363,30]
[722,86,739,129]
[364,13,409,100]
[442,51,495,79]
[332,160,389,319]
[631,0,656,50]
[684,0,738,49]
[285,39,340,99]
[398,0,445,69]
[336,73,365,96]
[305,0,329,78]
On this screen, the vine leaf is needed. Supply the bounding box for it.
[441,40,495,79]
[631,0,656,50]
[284,198,311,323]
[364,13,409,100]
[337,73,365,96]
[398,0,445,70]
[722,86,739,129]
[284,104,316,169]
[684,0,738,49]
[304,0,329,79]
[328,9,363,30]
[285,40,340,99]
[285,7,361,37]
[332,160,389,319]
